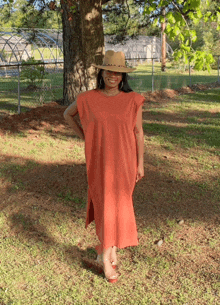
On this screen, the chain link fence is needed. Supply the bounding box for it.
[126,55,220,92]
[1,56,220,116]
[0,61,63,116]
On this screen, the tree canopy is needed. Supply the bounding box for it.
[0,0,61,28]
[1,0,220,70]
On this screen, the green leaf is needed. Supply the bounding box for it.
[143,7,151,15]
[196,9,202,19]
[179,33,185,41]
[165,23,172,32]
[153,18,158,27]
[160,16,165,23]
[158,0,165,8]
[174,12,184,23]
[188,12,195,20]
[166,12,175,24]
[188,0,201,10]
[190,30,197,42]
[181,44,191,52]
[193,18,200,25]
[173,25,181,36]
[148,6,155,13]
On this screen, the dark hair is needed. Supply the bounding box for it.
[96,69,133,93]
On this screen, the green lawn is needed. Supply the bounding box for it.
[129,62,220,92]
[0,88,219,304]
[32,48,63,61]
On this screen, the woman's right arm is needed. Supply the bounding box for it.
[63,100,85,140]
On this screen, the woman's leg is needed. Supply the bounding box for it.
[110,246,117,264]
[103,246,118,279]
[96,245,118,263]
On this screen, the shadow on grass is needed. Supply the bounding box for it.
[0,101,33,116]
[0,152,219,282]
[8,211,105,278]
[143,121,220,148]
[0,90,63,118]
[1,153,219,232]
[145,109,220,123]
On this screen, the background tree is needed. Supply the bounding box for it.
[164,0,220,68]
[102,0,159,42]
[144,0,219,71]
[192,1,220,57]
[0,0,61,28]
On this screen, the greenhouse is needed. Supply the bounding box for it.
[0,28,173,69]
[0,28,63,77]
[105,35,173,64]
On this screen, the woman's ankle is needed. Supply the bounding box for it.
[103,246,112,260]
[110,246,117,264]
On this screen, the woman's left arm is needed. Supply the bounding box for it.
[134,105,145,182]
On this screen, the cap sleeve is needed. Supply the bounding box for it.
[132,92,145,129]
[134,92,145,110]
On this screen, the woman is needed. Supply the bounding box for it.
[64,50,145,283]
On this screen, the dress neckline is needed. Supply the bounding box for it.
[96,89,123,98]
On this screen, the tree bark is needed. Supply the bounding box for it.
[61,0,104,105]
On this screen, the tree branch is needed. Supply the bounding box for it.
[102,0,125,5]
[102,0,111,4]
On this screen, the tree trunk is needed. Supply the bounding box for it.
[61,0,104,105]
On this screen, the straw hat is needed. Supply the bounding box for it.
[93,50,136,73]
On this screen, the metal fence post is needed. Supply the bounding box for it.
[18,64,21,114]
[152,58,154,92]
[218,56,220,83]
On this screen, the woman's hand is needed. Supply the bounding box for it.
[136,163,144,183]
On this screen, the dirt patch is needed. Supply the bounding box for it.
[0,102,67,136]
[142,81,220,103]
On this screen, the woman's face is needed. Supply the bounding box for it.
[102,70,122,89]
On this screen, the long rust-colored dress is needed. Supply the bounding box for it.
[76,89,145,254]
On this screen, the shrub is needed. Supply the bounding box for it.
[20,57,47,87]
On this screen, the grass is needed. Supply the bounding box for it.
[32,47,63,61]
[128,61,220,92]
[144,90,220,152]
[0,87,220,303]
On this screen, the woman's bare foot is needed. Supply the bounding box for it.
[110,246,117,265]
[103,247,118,279]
